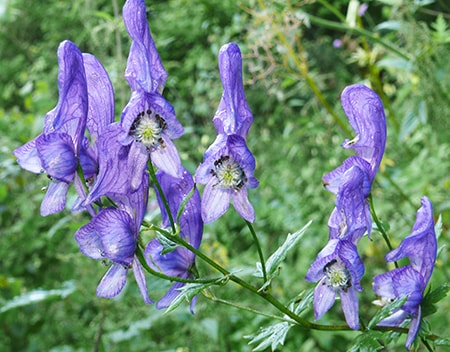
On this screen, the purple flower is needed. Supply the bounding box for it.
[373,197,437,350]
[83,122,148,205]
[73,52,116,214]
[339,84,386,181]
[14,40,88,216]
[195,134,259,223]
[213,43,254,138]
[145,167,203,312]
[120,0,183,182]
[75,174,152,304]
[306,239,364,330]
[358,3,369,17]
[326,161,372,242]
[332,39,343,48]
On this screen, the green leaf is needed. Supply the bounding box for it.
[175,183,196,225]
[164,279,222,314]
[156,231,179,255]
[422,282,450,317]
[368,296,408,329]
[291,289,314,316]
[348,331,384,352]
[0,281,76,314]
[255,220,312,291]
[431,14,450,43]
[435,338,450,346]
[245,322,291,351]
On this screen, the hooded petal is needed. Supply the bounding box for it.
[123,0,167,92]
[340,84,386,179]
[45,40,88,153]
[385,197,436,282]
[96,264,128,298]
[213,43,253,137]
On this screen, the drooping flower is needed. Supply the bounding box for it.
[14,40,88,216]
[305,239,364,330]
[145,167,203,312]
[339,84,386,181]
[373,197,437,350]
[323,84,386,240]
[327,163,372,243]
[195,134,258,223]
[119,0,183,184]
[213,42,253,138]
[196,42,258,223]
[75,174,152,304]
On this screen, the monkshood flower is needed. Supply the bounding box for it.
[305,239,364,330]
[75,174,152,304]
[195,134,259,223]
[119,0,184,183]
[373,197,437,350]
[212,43,253,138]
[14,40,88,216]
[145,167,203,312]
[327,162,372,243]
[323,84,386,239]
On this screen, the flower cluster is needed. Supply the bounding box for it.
[13,0,259,310]
[195,43,259,224]
[373,197,437,350]
[12,0,441,348]
[306,84,387,329]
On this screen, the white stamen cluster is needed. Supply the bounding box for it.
[210,155,247,191]
[130,109,166,148]
[323,259,352,291]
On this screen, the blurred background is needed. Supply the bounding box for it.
[0,0,449,351]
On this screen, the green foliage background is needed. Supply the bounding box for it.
[0,0,449,351]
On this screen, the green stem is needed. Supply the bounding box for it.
[147,160,176,233]
[246,221,267,282]
[135,246,221,285]
[203,292,289,322]
[369,194,400,268]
